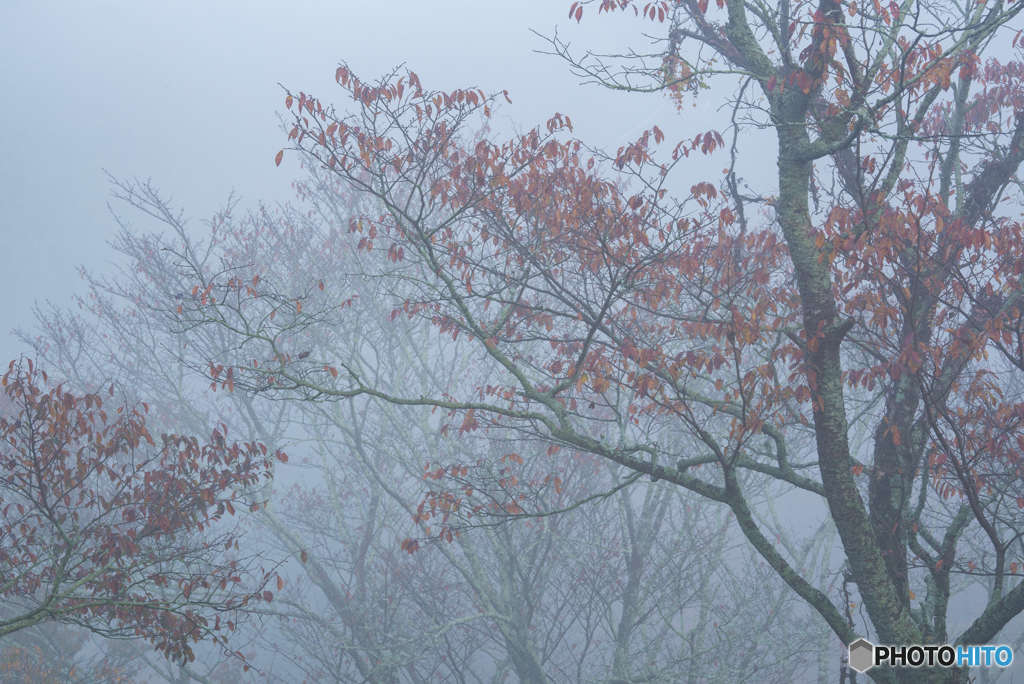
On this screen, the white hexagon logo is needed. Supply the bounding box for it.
[849,638,875,673]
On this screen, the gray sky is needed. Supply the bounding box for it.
[0,0,699,365]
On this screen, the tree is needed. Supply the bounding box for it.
[0,359,284,664]
[0,622,143,684]
[23,178,830,682]
[160,0,1024,680]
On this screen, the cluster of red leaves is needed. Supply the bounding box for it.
[403,447,602,555]
[275,57,1024,504]
[267,68,799,469]
[0,359,286,661]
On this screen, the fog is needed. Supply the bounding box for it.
[1,0,691,365]
[3,1,1024,683]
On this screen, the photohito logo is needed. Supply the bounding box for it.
[848,639,1013,672]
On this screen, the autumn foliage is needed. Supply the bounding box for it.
[155,0,1024,676]
[0,359,284,662]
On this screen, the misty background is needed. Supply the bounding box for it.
[1,0,698,362]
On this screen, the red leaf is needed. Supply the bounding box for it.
[275,150,284,166]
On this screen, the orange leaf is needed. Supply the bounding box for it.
[275,150,284,166]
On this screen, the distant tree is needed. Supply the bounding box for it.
[0,623,143,684]
[0,359,284,664]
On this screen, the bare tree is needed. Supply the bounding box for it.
[23,172,834,682]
